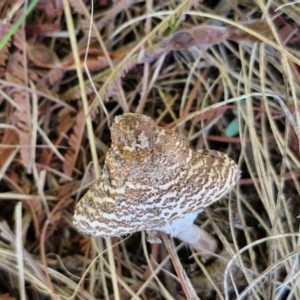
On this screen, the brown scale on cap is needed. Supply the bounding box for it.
[73,113,240,257]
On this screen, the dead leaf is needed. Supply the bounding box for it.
[227,20,273,42]
[27,44,61,68]
[0,293,16,300]
[0,128,19,169]
[11,91,32,171]
[62,110,86,182]
[25,23,60,35]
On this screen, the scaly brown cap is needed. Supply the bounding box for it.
[73,113,240,238]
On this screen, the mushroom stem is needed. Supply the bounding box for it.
[174,223,218,258]
[159,214,218,259]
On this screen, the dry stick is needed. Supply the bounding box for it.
[160,232,200,300]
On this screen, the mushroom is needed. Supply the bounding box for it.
[73,113,240,258]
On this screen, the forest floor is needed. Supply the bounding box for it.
[0,0,300,299]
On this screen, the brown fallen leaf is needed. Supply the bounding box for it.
[27,44,61,68]
[0,128,19,169]
[62,46,132,71]
[62,109,86,182]
[0,293,17,300]
[25,23,60,35]
[163,20,273,51]
[227,20,273,42]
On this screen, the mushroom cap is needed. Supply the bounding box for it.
[73,113,240,238]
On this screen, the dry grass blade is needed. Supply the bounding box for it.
[15,202,25,300]
[12,91,32,172]
[62,0,120,299]
[98,0,193,99]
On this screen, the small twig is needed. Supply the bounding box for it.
[160,232,200,300]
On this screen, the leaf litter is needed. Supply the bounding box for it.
[0,0,300,299]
